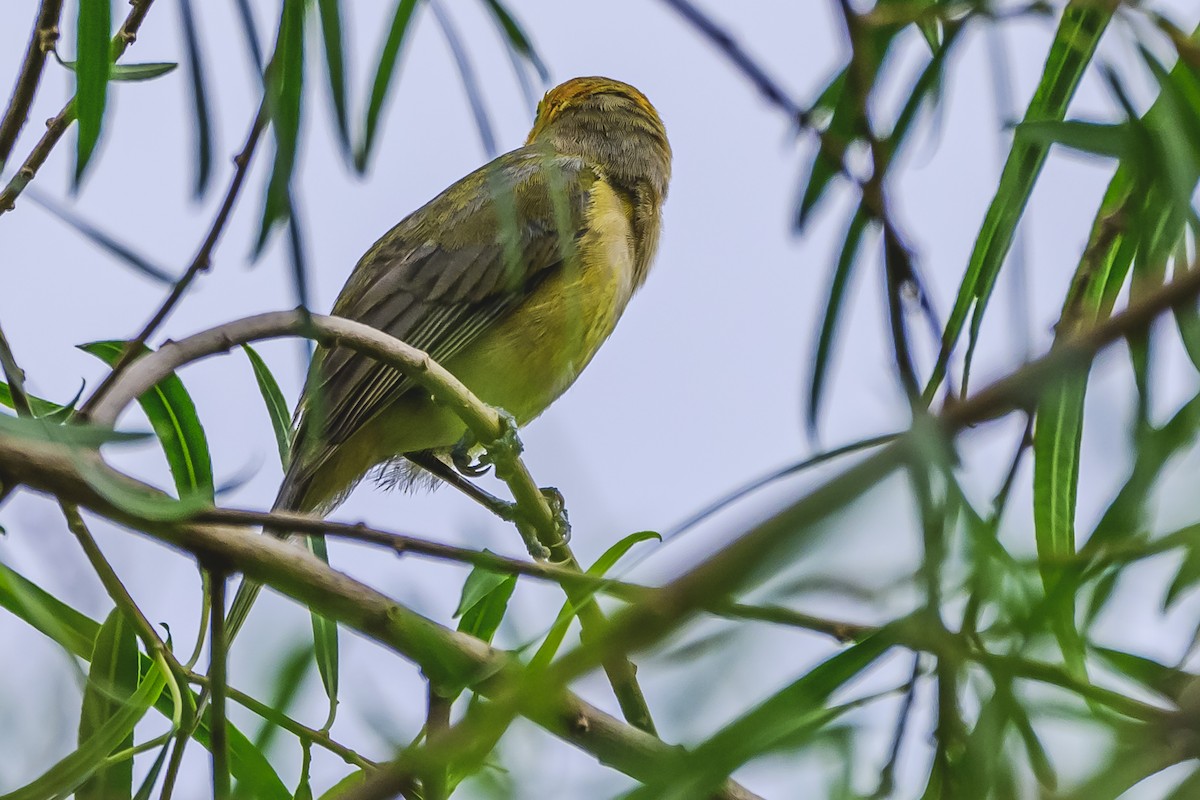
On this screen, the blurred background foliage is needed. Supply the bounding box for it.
[6,0,1200,798]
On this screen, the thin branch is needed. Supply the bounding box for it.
[78,105,268,417]
[0,433,758,800]
[83,308,659,732]
[0,0,64,166]
[0,0,156,215]
[208,569,231,800]
[656,0,805,122]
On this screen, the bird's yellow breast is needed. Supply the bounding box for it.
[446,177,637,424]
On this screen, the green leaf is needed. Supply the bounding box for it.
[317,0,352,158]
[1033,370,1088,675]
[925,6,1112,400]
[0,409,148,447]
[1091,645,1190,701]
[257,0,308,252]
[625,630,895,800]
[178,0,214,196]
[75,0,112,184]
[131,739,171,800]
[1014,119,1132,159]
[1166,546,1200,609]
[455,551,519,646]
[317,771,365,800]
[80,340,215,502]
[58,57,179,82]
[77,608,140,800]
[0,562,290,800]
[303,534,339,724]
[809,207,870,432]
[529,532,660,670]
[356,0,420,171]
[247,643,314,756]
[455,555,514,618]
[480,0,548,81]
[242,344,293,469]
[77,456,213,521]
[0,380,77,419]
[0,654,165,800]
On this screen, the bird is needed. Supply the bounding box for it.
[224,76,671,638]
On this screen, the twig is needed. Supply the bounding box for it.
[424,686,452,800]
[872,654,922,798]
[209,569,231,800]
[0,0,156,215]
[0,0,64,165]
[0,433,759,800]
[83,309,659,733]
[656,0,806,123]
[78,106,268,417]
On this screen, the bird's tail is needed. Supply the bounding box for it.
[222,460,318,645]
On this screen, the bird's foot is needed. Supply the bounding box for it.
[450,435,490,477]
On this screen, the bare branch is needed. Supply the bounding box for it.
[0,0,64,165]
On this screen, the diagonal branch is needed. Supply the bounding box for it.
[0,0,64,166]
[0,0,155,215]
[0,432,759,800]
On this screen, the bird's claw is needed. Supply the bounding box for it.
[451,436,490,477]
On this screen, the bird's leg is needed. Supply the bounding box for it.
[406,451,509,517]
[450,432,490,477]
[540,487,572,548]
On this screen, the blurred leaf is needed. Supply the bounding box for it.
[1165,767,1200,800]
[75,0,112,184]
[1166,546,1200,609]
[1083,566,1119,629]
[809,207,870,432]
[80,340,214,502]
[23,187,176,284]
[0,562,290,800]
[1092,645,1190,702]
[178,0,214,196]
[795,68,850,230]
[76,457,213,520]
[0,409,147,447]
[624,629,896,799]
[131,739,171,800]
[317,0,352,158]
[925,6,1112,399]
[1014,120,1132,159]
[317,771,365,799]
[480,0,548,81]
[356,0,420,172]
[77,608,139,800]
[257,0,308,252]
[242,344,293,469]
[429,0,496,158]
[248,643,314,756]
[0,655,165,800]
[1174,298,1200,374]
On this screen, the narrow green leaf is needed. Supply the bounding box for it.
[626,630,895,800]
[248,643,313,756]
[0,380,75,418]
[317,771,365,800]
[1091,645,1190,701]
[75,0,112,183]
[257,0,307,252]
[131,739,171,800]
[76,457,213,521]
[80,340,215,502]
[480,0,548,80]
[178,0,214,196]
[77,608,139,800]
[0,657,165,800]
[457,571,516,645]
[455,554,513,618]
[0,409,147,447]
[529,532,662,670]
[809,207,870,432]
[1033,371,1088,675]
[925,6,1112,400]
[242,344,293,469]
[1014,119,1132,159]
[0,562,290,800]
[58,58,178,81]
[317,0,352,158]
[303,534,339,723]
[356,0,420,172]
[1166,545,1200,609]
